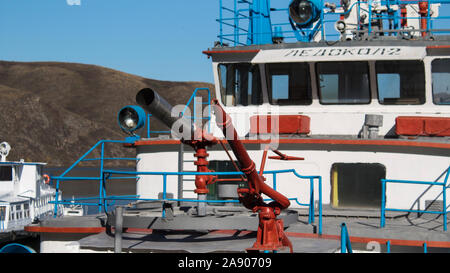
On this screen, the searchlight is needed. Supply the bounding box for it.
[289,0,322,28]
[117,105,146,135]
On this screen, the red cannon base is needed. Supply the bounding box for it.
[246,206,293,253]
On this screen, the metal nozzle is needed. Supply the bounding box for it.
[136,88,192,139]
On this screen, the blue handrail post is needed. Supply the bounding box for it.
[219,0,223,45]
[234,0,238,46]
[309,178,315,224]
[53,179,60,217]
[443,181,447,231]
[162,174,167,218]
[423,242,428,253]
[147,113,152,138]
[340,223,353,253]
[386,240,391,253]
[98,142,106,213]
[319,176,322,235]
[272,173,277,191]
[380,179,386,228]
[443,167,449,231]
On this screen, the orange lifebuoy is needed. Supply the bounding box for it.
[43,174,50,184]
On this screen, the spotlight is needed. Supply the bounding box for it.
[289,0,321,28]
[335,20,346,33]
[117,105,146,135]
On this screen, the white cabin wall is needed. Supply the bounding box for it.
[136,148,449,211]
[16,165,37,199]
[210,56,450,139]
[136,151,179,199]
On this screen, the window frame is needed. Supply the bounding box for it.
[217,63,264,107]
[431,58,450,105]
[315,61,372,105]
[265,62,313,106]
[375,60,426,105]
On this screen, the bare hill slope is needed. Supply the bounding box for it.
[0,61,214,166]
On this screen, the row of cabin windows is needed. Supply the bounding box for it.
[218,59,450,106]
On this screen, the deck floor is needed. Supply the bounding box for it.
[71,207,450,253]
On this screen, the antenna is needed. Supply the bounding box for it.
[0,142,11,162]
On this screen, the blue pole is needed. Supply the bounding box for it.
[162,174,167,218]
[207,89,211,133]
[220,0,223,45]
[234,0,238,46]
[98,142,105,213]
[423,242,427,253]
[321,0,325,40]
[319,176,322,235]
[381,180,386,228]
[341,224,347,253]
[53,179,60,217]
[272,173,277,191]
[340,223,352,253]
[443,182,447,231]
[386,240,391,253]
[147,114,151,138]
[309,178,314,224]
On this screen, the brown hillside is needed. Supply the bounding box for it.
[0,61,215,166]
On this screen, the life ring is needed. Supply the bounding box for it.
[43,174,50,185]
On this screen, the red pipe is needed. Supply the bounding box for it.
[400,4,407,27]
[419,1,429,37]
[212,100,290,211]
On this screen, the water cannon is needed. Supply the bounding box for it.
[132,88,293,252]
[289,0,322,28]
[136,88,193,140]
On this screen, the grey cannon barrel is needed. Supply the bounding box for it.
[136,88,193,139]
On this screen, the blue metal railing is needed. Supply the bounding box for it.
[146,87,212,138]
[340,223,353,253]
[104,168,322,234]
[380,166,450,231]
[50,139,139,216]
[51,168,323,235]
[385,240,429,253]
[217,0,450,45]
[52,87,213,215]
[180,88,212,133]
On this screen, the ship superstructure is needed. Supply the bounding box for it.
[25,0,450,253]
[0,142,59,242]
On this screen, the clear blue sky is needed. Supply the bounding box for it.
[1,1,450,84]
[0,0,218,83]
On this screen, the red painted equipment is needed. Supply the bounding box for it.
[182,128,218,194]
[137,88,295,252]
[419,1,429,37]
[400,3,407,27]
[250,115,310,135]
[212,99,293,253]
[269,150,305,161]
[396,116,450,137]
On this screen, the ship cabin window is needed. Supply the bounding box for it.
[431,59,450,105]
[218,63,263,106]
[0,166,12,181]
[266,63,312,105]
[376,60,425,105]
[316,62,370,104]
